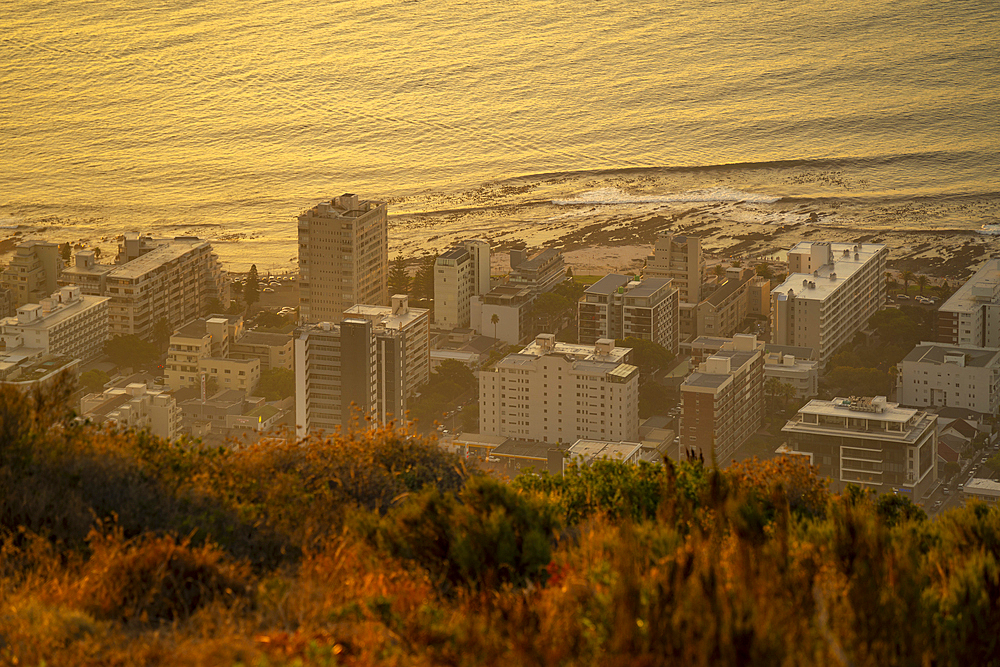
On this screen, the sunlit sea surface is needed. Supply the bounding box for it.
[2,0,998,271]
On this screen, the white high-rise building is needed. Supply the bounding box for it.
[936,259,1000,348]
[770,242,887,364]
[0,286,109,362]
[298,194,388,324]
[479,334,639,444]
[434,239,490,330]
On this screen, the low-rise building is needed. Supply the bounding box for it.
[164,315,244,390]
[229,330,294,372]
[564,439,643,471]
[479,334,639,444]
[896,343,1000,414]
[764,351,819,399]
[680,334,765,462]
[0,351,79,389]
[782,396,938,498]
[80,382,180,440]
[0,286,109,362]
[695,268,754,340]
[471,284,535,345]
[963,478,1000,505]
[199,356,260,395]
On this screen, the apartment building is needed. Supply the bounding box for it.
[936,259,1000,347]
[782,396,938,498]
[164,315,248,391]
[764,351,819,399]
[0,287,13,319]
[298,193,388,324]
[0,286,109,362]
[508,248,566,295]
[80,382,181,440]
[479,334,640,444]
[896,343,1000,414]
[471,284,535,345]
[770,242,888,364]
[680,334,765,462]
[578,275,679,353]
[695,268,754,340]
[229,331,293,372]
[433,239,491,329]
[1,240,63,308]
[294,319,377,436]
[60,236,229,341]
[344,295,431,399]
[645,232,705,304]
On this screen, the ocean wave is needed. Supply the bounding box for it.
[552,187,781,206]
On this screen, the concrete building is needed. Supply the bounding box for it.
[471,284,535,345]
[344,295,431,399]
[782,396,938,499]
[645,232,705,304]
[936,259,1000,347]
[199,356,260,395]
[564,439,643,471]
[770,242,888,364]
[508,248,566,295]
[164,315,245,391]
[229,330,294,372]
[433,239,490,329]
[680,334,765,462]
[59,236,230,341]
[896,343,1000,414]
[0,286,109,362]
[297,193,388,324]
[0,286,13,319]
[764,350,819,399]
[80,382,181,440]
[695,268,754,340]
[0,352,79,389]
[578,275,679,353]
[0,240,63,308]
[479,334,640,444]
[294,319,377,436]
[963,479,1000,505]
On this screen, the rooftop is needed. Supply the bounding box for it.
[964,478,1000,496]
[107,238,213,281]
[343,302,429,330]
[902,342,1000,368]
[236,330,294,346]
[771,242,885,303]
[939,259,1000,314]
[705,273,752,307]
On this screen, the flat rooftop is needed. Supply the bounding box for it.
[771,242,885,303]
[519,338,631,364]
[585,274,630,295]
[902,343,1000,368]
[108,239,213,280]
[2,294,109,330]
[939,259,1000,315]
[343,303,428,330]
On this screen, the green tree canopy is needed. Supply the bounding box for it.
[615,337,675,374]
[388,256,411,296]
[413,254,437,302]
[245,264,260,307]
[256,368,295,401]
[79,368,110,394]
[102,335,160,370]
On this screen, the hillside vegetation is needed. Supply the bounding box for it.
[1,377,998,666]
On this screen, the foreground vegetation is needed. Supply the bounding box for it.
[2,379,999,665]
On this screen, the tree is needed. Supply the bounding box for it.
[901,270,915,294]
[491,313,500,340]
[245,265,260,308]
[529,292,573,334]
[938,281,951,298]
[60,242,71,262]
[638,381,670,419]
[764,377,784,414]
[388,256,411,296]
[615,337,675,374]
[985,452,1000,474]
[254,311,291,330]
[755,263,772,279]
[103,335,160,370]
[413,255,437,302]
[731,259,742,268]
[942,461,961,480]
[93,247,101,259]
[256,368,295,401]
[205,297,224,316]
[713,264,726,278]
[916,274,929,294]
[79,368,110,394]
[152,317,172,350]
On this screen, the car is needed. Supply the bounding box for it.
[896,294,909,300]
[487,456,499,463]
[942,487,950,495]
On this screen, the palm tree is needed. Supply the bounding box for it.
[491,313,500,340]
[916,274,929,294]
[901,270,915,295]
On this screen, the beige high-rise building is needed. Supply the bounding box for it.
[770,242,887,365]
[434,239,491,330]
[0,286,109,362]
[645,233,705,304]
[298,194,388,324]
[479,334,640,444]
[0,240,63,308]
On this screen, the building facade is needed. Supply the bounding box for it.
[782,396,938,498]
[60,236,229,341]
[433,239,491,330]
[164,315,245,391]
[508,248,566,295]
[896,343,1000,414]
[770,242,888,364]
[764,351,819,399]
[294,319,377,436]
[680,334,765,462]
[471,285,535,345]
[479,334,640,444]
[0,286,109,362]
[229,331,294,372]
[0,240,63,308]
[80,382,181,440]
[645,232,705,305]
[578,275,679,353]
[297,194,388,324]
[936,259,1000,347]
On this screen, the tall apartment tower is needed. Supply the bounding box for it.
[936,259,1000,347]
[295,319,377,437]
[298,194,388,324]
[770,242,887,364]
[645,233,705,304]
[434,239,491,329]
[578,275,680,353]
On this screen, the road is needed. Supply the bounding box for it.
[924,440,999,516]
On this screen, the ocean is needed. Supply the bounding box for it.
[2,0,998,272]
